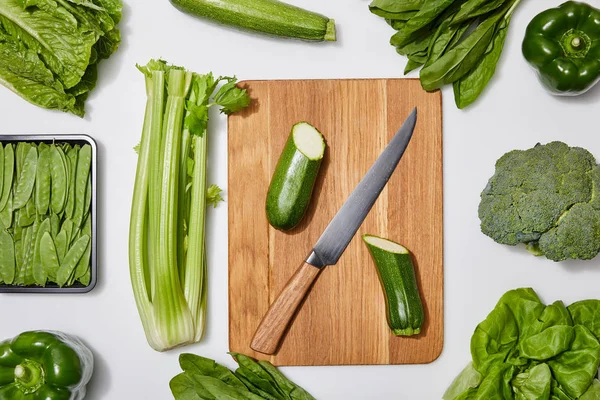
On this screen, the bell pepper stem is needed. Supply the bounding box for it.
[14,365,27,380]
[572,37,582,48]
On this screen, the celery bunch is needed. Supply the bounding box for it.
[129,60,249,351]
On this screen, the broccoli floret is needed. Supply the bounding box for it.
[479,142,600,262]
[538,204,600,261]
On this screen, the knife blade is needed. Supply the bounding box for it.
[250,108,418,355]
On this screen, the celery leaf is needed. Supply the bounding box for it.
[207,184,224,208]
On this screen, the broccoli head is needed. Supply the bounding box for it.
[478,141,600,262]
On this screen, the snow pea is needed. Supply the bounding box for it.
[50,146,68,215]
[0,229,15,284]
[73,145,91,228]
[0,195,11,229]
[40,232,60,281]
[12,147,37,210]
[32,218,51,286]
[0,144,13,212]
[74,215,92,283]
[54,230,68,264]
[64,146,79,219]
[0,145,4,198]
[56,235,89,287]
[35,148,51,215]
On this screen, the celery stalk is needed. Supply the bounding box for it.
[129,60,249,351]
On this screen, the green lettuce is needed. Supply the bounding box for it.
[446,288,600,399]
[0,0,121,116]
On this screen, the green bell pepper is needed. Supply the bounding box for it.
[522,1,600,95]
[0,331,93,400]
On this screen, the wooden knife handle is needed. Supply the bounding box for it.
[250,262,322,355]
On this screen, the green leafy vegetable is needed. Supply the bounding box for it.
[170,353,316,400]
[369,0,523,108]
[129,60,250,352]
[0,0,122,116]
[445,288,600,399]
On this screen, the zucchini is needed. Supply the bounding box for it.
[363,235,424,336]
[266,122,325,231]
[169,0,336,42]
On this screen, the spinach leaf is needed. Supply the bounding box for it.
[390,0,455,48]
[179,354,246,390]
[170,373,213,400]
[258,360,316,400]
[404,59,423,74]
[193,375,264,400]
[420,12,499,91]
[453,13,510,109]
[453,0,509,25]
[511,363,552,400]
[369,0,423,19]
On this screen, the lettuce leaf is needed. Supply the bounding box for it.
[0,0,121,116]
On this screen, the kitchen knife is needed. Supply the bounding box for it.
[250,108,418,355]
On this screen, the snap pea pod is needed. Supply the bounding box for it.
[50,213,60,238]
[32,218,51,285]
[22,219,39,286]
[35,148,52,215]
[55,230,68,264]
[0,144,14,212]
[0,229,15,284]
[73,145,91,228]
[12,147,37,210]
[0,195,12,228]
[56,235,89,287]
[74,214,92,283]
[40,232,60,281]
[0,145,4,198]
[15,226,32,285]
[50,145,68,215]
[65,146,79,219]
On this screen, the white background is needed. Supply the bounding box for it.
[2,0,600,398]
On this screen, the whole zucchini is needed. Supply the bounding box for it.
[266,122,325,231]
[363,235,424,336]
[169,0,336,42]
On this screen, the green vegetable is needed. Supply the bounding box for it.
[522,1,600,96]
[129,60,250,351]
[266,122,325,231]
[0,142,93,288]
[444,288,600,400]
[169,0,336,42]
[0,330,93,400]
[478,141,600,262]
[362,235,424,336]
[170,353,316,400]
[0,0,122,116]
[369,0,523,108]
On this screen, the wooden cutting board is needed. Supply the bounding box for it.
[228,79,443,366]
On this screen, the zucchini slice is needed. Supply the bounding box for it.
[266,122,325,231]
[363,234,424,336]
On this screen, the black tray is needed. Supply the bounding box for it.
[0,135,97,293]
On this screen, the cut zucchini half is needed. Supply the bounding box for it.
[363,234,424,337]
[266,122,325,231]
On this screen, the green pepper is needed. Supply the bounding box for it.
[0,331,93,400]
[522,1,600,95]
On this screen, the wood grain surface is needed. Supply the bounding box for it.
[228,79,443,366]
